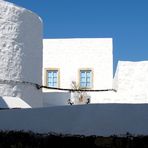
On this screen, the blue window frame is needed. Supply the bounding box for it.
[47,70,58,87]
[80,70,92,88]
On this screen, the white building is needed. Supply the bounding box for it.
[42,39,148,105]
[1,0,148,137]
[112,61,148,103]
[42,38,114,106]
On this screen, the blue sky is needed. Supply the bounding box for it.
[7,0,148,73]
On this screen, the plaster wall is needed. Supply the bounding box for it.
[112,61,148,103]
[0,0,43,107]
[43,38,113,106]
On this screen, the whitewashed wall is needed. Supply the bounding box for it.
[43,38,113,106]
[0,104,148,136]
[0,0,43,107]
[112,61,148,103]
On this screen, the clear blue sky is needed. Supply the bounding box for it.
[7,0,148,73]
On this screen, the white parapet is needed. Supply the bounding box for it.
[1,104,148,136]
[0,0,43,107]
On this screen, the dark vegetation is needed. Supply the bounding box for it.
[0,131,148,148]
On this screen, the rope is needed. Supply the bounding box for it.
[0,79,117,92]
[39,85,117,92]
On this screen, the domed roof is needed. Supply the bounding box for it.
[0,96,31,109]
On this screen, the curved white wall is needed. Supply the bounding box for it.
[0,0,43,107]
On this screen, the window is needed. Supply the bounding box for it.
[80,70,93,88]
[47,70,59,87]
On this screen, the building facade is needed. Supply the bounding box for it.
[42,38,114,106]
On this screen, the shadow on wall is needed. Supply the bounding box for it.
[43,92,70,107]
[0,96,9,109]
